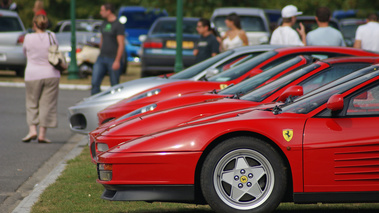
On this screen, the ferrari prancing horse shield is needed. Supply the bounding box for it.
[283,129,293,142]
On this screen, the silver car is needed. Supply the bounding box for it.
[211,7,271,45]
[68,45,284,134]
[54,19,101,64]
[0,9,26,77]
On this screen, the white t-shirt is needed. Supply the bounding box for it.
[270,26,304,46]
[355,22,379,52]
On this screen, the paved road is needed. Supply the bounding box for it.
[0,86,89,211]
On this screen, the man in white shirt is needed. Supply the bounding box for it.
[306,7,346,46]
[270,5,306,46]
[354,14,379,52]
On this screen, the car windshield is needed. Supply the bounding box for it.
[281,70,379,114]
[214,15,266,32]
[208,51,278,82]
[341,24,360,38]
[300,65,379,99]
[169,50,234,79]
[151,19,198,35]
[119,11,166,30]
[219,56,304,95]
[0,17,23,32]
[241,63,322,102]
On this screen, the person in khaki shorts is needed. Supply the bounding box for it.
[22,15,60,143]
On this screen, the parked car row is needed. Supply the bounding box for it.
[0,9,26,77]
[82,45,379,212]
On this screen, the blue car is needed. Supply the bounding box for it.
[118,6,168,63]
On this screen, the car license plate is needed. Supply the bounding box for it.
[0,53,6,61]
[166,40,194,49]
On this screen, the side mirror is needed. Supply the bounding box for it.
[326,94,344,111]
[277,85,303,102]
[139,35,147,43]
[205,68,219,78]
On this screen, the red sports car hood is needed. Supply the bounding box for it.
[92,93,229,137]
[96,98,263,138]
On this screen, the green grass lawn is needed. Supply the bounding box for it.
[30,148,213,213]
[31,148,379,213]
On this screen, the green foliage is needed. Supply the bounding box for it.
[14,0,379,29]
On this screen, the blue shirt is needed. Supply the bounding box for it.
[306,26,346,46]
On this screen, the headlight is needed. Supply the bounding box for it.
[97,143,109,152]
[116,103,157,121]
[98,163,112,181]
[100,86,124,96]
[128,89,161,102]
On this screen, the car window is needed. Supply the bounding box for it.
[169,50,234,79]
[260,52,349,71]
[214,15,266,32]
[241,63,321,102]
[0,16,22,32]
[215,52,264,72]
[151,20,198,35]
[282,71,379,114]
[347,84,379,116]
[119,11,166,30]
[219,56,304,96]
[299,63,371,94]
[208,51,278,82]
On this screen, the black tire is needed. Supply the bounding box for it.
[200,136,287,213]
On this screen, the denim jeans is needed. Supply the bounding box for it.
[91,56,121,95]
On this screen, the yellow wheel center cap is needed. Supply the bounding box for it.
[240,175,248,183]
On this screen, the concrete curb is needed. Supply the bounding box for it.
[0,82,110,91]
[10,134,88,213]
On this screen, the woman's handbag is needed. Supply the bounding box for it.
[48,32,68,72]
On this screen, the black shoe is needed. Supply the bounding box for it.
[22,135,37,143]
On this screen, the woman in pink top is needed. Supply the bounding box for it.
[22,15,60,143]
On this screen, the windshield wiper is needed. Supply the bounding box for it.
[229,92,242,99]
[272,105,282,115]
[200,76,208,81]
[211,89,218,94]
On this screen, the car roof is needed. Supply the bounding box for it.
[321,56,379,64]
[56,19,102,25]
[0,9,19,17]
[154,16,200,22]
[339,18,366,25]
[211,7,266,16]
[275,46,379,55]
[232,44,290,52]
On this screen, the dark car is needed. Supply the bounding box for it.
[140,17,200,77]
[339,18,366,47]
[118,6,168,63]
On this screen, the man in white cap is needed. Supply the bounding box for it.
[270,5,306,46]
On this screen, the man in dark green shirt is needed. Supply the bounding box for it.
[91,3,125,95]
[193,18,220,63]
